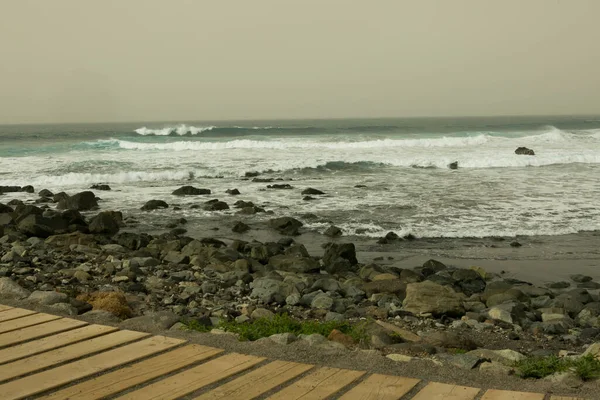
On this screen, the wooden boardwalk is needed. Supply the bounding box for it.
[0,304,585,400]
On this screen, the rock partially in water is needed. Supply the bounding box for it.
[269,217,303,236]
[172,186,211,196]
[301,188,325,195]
[515,146,535,155]
[141,200,169,211]
[90,184,111,191]
[57,191,99,211]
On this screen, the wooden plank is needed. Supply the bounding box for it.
[39,344,223,400]
[266,367,365,400]
[338,374,421,400]
[194,360,314,400]
[481,389,545,400]
[0,335,186,400]
[116,353,265,400]
[550,397,586,400]
[0,329,147,381]
[0,308,36,322]
[0,318,87,348]
[0,324,117,365]
[411,382,480,400]
[0,313,61,334]
[0,305,12,312]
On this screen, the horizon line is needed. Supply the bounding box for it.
[1,113,600,127]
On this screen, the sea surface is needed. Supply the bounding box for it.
[1,116,600,239]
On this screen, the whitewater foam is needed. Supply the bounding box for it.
[135,124,216,136]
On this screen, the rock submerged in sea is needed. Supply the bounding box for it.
[172,186,211,196]
[515,147,535,155]
[301,188,325,195]
[90,184,111,191]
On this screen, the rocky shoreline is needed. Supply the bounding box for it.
[2,185,600,388]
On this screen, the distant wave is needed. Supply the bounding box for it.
[113,134,492,150]
[135,125,216,136]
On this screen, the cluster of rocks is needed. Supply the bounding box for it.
[2,186,600,380]
[446,147,536,170]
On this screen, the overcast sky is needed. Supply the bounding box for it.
[1,0,599,124]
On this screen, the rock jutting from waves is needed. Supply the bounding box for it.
[515,146,535,155]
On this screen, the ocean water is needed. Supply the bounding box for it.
[1,116,600,239]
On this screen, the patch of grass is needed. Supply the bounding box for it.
[515,356,568,379]
[183,319,213,333]
[573,355,600,381]
[185,313,369,343]
[514,354,600,381]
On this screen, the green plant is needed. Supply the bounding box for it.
[514,356,568,379]
[572,355,600,381]
[514,354,600,381]
[185,313,368,343]
[183,318,213,333]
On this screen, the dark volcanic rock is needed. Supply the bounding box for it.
[57,191,99,211]
[324,225,342,237]
[90,184,111,191]
[17,214,67,238]
[89,211,122,234]
[323,242,358,273]
[515,147,535,156]
[141,200,169,211]
[172,186,211,196]
[232,221,250,233]
[267,184,293,190]
[301,188,325,195]
[38,189,54,197]
[204,200,229,211]
[13,204,44,223]
[448,161,459,170]
[269,217,303,236]
[0,186,23,194]
[115,232,151,250]
[245,171,260,177]
[226,188,241,195]
[21,185,34,193]
[422,259,447,272]
[0,203,13,214]
[53,192,69,203]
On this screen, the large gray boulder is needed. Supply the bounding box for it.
[402,281,466,316]
[250,278,292,304]
[28,290,69,305]
[0,277,31,298]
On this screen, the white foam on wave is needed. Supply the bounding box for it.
[116,135,492,151]
[9,169,204,187]
[134,124,215,136]
[303,220,600,239]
